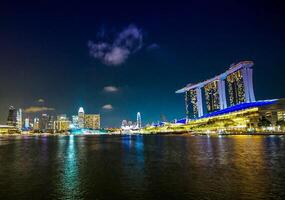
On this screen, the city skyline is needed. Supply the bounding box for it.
[1,1,285,127]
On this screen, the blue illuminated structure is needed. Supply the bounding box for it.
[172,99,278,125]
[151,99,279,127]
[197,99,277,119]
[69,128,107,135]
[176,118,187,124]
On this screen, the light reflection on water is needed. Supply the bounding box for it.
[0,135,285,199]
[56,135,82,199]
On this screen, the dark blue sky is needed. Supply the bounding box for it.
[0,1,285,127]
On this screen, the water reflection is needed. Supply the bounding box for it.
[0,135,285,199]
[57,135,82,199]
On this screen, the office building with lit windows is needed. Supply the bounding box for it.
[204,81,220,113]
[84,114,100,129]
[78,107,85,129]
[6,106,16,126]
[54,115,71,132]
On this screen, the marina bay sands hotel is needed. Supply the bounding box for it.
[176,61,256,119]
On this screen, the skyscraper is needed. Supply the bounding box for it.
[47,115,54,131]
[7,106,16,126]
[16,108,22,130]
[72,115,79,128]
[136,112,142,128]
[78,107,85,128]
[33,117,40,130]
[226,70,246,106]
[204,81,220,113]
[24,118,30,129]
[185,89,199,119]
[39,114,49,132]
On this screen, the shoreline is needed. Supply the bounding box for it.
[1,132,285,137]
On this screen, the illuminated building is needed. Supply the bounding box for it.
[136,112,142,128]
[204,81,220,112]
[39,114,49,132]
[148,99,285,133]
[277,111,285,121]
[6,106,16,126]
[16,108,22,130]
[54,115,71,132]
[76,107,100,129]
[122,120,128,127]
[33,118,40,130]
[0,125,19,134]
[84,114,100,129]
[47,116,54,131]
[72,115,79,128]
[24,118,30,129]
[227,70,246,106]
[57,114,67,121]
[187,99,285,132]
[176,61,255,119]
[78,107,85,128]
[185,88,203,118]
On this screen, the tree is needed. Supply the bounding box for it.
[258,117,271,127]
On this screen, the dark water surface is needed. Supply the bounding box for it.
[0,135,285,200]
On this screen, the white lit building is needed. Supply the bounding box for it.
[78,107,85,129]
[24,118,30,129]
[16,108,22,130]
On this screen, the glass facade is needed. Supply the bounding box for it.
[204,80,220,113]
[185,89,199,119]
[226,70,246,106]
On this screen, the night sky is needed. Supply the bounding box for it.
[1,1,285,127]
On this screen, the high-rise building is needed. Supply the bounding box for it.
[47,116,54,132]
[78,107,85,129]
[84,114,100,129]
[54,114,70,132]
[177,61,255,119]
[204,81,220,113]
[226,70,246,106]
[39,114,49,132]
[136,112,142,128]
[7,106,16,126]
[122,120,128,127]
[24,118,30,129]
[16,108,22,130]
[185,89,199,119]
[72,115,79,128]
[33,117,40,130]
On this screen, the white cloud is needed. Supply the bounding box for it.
[24,106,55,113]
[103,86,119,92]
[88,24,143,66]
[102,104,113,110]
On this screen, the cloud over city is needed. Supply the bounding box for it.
[24,106,55,113]
[88,24,143,66]
[102,104,113,110]
[103,86,119,92]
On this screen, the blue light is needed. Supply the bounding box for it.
[176,118,187,124]
[197,99,277,119]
